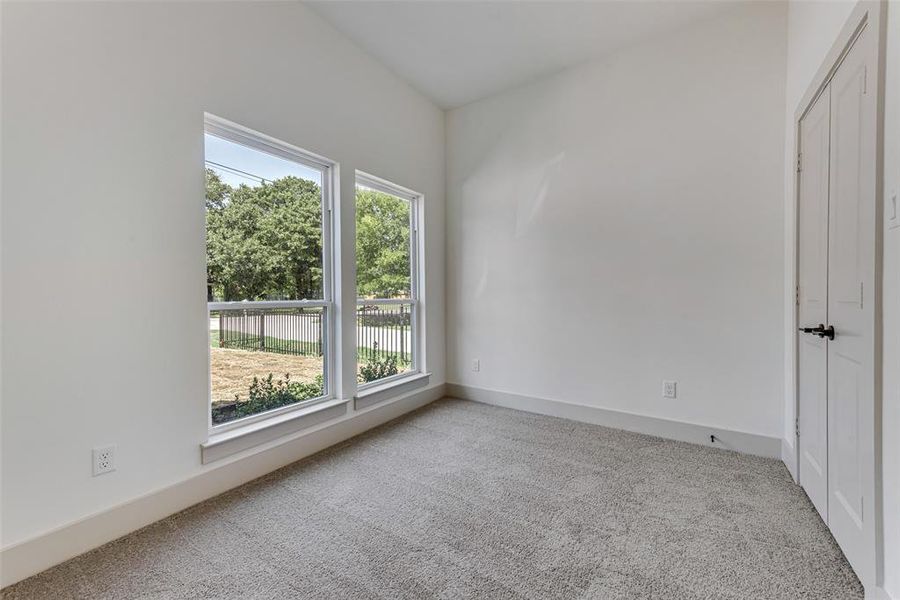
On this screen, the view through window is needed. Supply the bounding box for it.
[355,177,419,385]
[205,123,331,427]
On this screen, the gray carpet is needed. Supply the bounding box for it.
[2,398,862,599]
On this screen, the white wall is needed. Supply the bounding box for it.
[446,4,787,439]
[0,1,445,550]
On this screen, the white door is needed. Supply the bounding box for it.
[797,85,831,522]
[795,22,877,585]
[825,23,876,584]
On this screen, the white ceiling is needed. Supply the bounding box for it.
[305,1,737,109]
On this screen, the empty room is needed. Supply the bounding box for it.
[1,0,898,598]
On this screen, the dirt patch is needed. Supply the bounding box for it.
[210,348,323,404]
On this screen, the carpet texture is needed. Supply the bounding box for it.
[2,398,863,599]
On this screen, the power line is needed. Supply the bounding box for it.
[205,160,270,185]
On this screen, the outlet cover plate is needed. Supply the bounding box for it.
[662,381,677,399]
[92,445,116,476]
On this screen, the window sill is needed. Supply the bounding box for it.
[355,372,431,410]
[201,397,349,464]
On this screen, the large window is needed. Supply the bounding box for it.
[205,116,333,429]
[355,172,421,387]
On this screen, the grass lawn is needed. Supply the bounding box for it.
[210,347,323,404]
[356,347,412,363]
[210,331,322,356]
[208,331,413,405]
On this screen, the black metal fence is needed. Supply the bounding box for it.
[209,303,413,364]
[356,303,412,364]
[213,307,323,357]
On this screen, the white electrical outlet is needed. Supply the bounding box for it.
[662,381,677,399]
[472,359,480,372]
[92,445,116,476]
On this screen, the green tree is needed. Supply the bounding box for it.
[257,176,323,299]
[355,188,411,298]
[206,171,413,301]
[205,168,229,210]
[205,170,323,301]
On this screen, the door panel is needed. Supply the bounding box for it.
[826,23,876,584]
[797,85,830,520]
[831,354,863,526]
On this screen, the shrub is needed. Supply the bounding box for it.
[358,355,400,383]
[212,373,324,424]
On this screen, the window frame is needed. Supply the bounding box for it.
[204,114,337,434]
[354,171,424,392]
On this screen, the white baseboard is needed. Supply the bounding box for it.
[867,586,897,600]
[447,383,781,459]
[0,384,444,590]
[781,437,799,482]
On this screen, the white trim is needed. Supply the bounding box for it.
[204,113,335,172]
[0,384,446,590]
[208,300,327,311]
[782,438,799,482]
[321,158,337,399]
[201,398,349,464]
[356,298,415,306]
[447,384,782,459]
[413,186,426,377]
[410,194,422,373]
[355,372,431,410]
[866,587,897,600]
[355,170,419,201]
[357,369,423,393]
[210,392,334,435]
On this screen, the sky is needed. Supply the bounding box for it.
[204,133,322,188]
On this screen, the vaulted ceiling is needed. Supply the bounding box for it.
[306,1,738,109]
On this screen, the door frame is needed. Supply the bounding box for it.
[786,0,887,590]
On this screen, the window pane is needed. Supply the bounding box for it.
[356,302,413,383]
[209,307,325,426]
[206,134,324,302]
[206,132,326,426]
[355,187,410,299]
[355,184,414,384]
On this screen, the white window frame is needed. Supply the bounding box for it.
[355,171,424,392]
[204,114,337,434]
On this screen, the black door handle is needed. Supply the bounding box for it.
[798,324,835,340]
[816,325,835,340]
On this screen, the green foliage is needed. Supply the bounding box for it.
[206,169,323,301]
[211,373,324,424]
[358,355,400,383]
[355,188,411,298]
[206,171,413,302]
